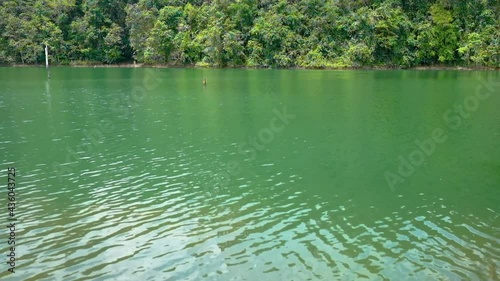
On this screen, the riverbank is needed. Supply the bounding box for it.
[3,62,498,71]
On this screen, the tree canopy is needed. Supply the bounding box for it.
[1,0,498,68]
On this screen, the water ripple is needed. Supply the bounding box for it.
[1,69,499,280]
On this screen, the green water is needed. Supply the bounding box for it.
[0,67,499,280]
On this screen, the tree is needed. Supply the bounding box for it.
[125,0,158,62]
[372,2,414,67]
[143,6,182,63]
[0,0,498,68]
[104,23,123,63]
[416,3,458,64]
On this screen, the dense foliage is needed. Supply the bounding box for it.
[1,0,498,68]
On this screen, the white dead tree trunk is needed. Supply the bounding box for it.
[45,44,50,79]
[45,44,49,69]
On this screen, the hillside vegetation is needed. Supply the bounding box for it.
[1,0,498,68]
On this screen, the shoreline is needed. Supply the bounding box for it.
[2,63,498,71]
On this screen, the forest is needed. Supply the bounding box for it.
[0,0,498,68]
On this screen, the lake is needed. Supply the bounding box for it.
[0,67,498,280]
